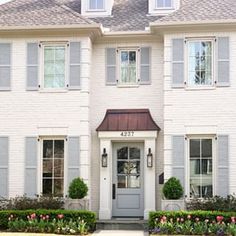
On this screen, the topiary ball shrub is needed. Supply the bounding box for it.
[68,177,88,199]
[163,177,184,200]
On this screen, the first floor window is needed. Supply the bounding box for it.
[42,139,64,196]
[89,0,104,10]
[43,45,66,89]
[119,49,138,84]
[189,138,213,198]
[188,40,213,86]
[156,0,172,8]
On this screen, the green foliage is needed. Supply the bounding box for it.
[187,195,236,212]
[162,177,183,200]
[0,195,64,210]
[68,178,88,199]
[0,209,96,232]
[149,211,236,235]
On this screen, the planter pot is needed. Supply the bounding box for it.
[161,199,185,211]
[64,198,89,210]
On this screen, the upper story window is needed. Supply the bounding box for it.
[189,138,213,198]
[43,44,66,89]
[119,49,138,85]
[156,0,173,8]
[187,40,213,87]
[89,0,104,10]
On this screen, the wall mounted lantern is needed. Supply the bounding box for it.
[147,148,153,168]
[101,148,108,167]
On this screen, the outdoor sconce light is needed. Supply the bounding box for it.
[147,148,153,168]
[101,148,108,167]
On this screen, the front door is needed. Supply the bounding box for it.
[112,143,144,217]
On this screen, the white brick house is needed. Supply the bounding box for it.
[0,0,234,220]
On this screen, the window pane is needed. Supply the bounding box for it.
[190,159,200,175]
[190,139,200,158]
[156,0,164,7]
[117,161,129,174]
[118,175,128,188]
[89,0,96,9]
[165,0,172,7]
[43,179,52,195]
[129,175,140,188]
[202,139,212,157]
[43,159,53,177]
[43,140,53,158]
[130,148,140,159]
[121,67,128,83]
[117,147,128,160]
[121,51,128,63]
[54,140,64,158]
[54,179,64,197]
[97,0,104,9]
[54,159,64,177]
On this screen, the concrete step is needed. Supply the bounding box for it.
[96,219,148,231]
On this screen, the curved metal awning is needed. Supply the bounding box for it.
[96,109,160,132]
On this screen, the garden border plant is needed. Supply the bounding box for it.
[149,210,236,235]
[0,209,96,234]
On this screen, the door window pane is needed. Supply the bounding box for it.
[117,161,129,174]
[130,147,140,159]
[42,139,64,196]
[129,175,140,188]
[189,138,213,198]
[118,176,128,188]
[44,46,65,89]
[117,147,128,159]
[188,41,213,86]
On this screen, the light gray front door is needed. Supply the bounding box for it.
[112,143,144,217]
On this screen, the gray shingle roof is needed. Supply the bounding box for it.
[0,0,94,27]
[157,0,236,24]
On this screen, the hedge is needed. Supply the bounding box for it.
[149,210,236,230]
[0,209,96,230]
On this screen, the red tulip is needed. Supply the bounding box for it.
[216,216,224,222]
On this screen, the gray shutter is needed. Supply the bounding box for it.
[217,37,230,87]
[0,137,9,198]
[69,42,81,90]
[67,137,80,191]
[25,137,38,197]
[172,39,185,88]
[0,43,11,91]
[140,47,151,84]
[172,135,185,189]
[216,135,229,197]
[106,48,117,85]
[27,43,39,90]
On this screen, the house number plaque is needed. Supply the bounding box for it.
[120,131,134,137]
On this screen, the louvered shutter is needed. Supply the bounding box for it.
[217,37,230,87]
[216,135,229,197]
[172,39,185,88]
[140,47,151,84]
[106,48,117,85]
[0,43,11,90]
[172,135,185,189]
[0,137,9,198]
[69,42,81,89]
[27,43,39,90]
[25,137,38,197]
[67,137,80,191]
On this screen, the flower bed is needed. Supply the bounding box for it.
[0,210,96,235]
[149,211,236,235]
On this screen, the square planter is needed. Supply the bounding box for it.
[64,198,89,210]
[161,199,185,211]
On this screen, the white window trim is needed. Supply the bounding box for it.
[117,47,140,87]
[88,0,105,11]
[186,135,216,199]
[40,42,69,92]
[185,38,215,89]
[39,137,67,198]
[155,0,174,9]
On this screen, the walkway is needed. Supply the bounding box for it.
[92,230,148,236]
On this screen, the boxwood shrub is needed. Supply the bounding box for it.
[0,209,96,230]
[149,210,236,230]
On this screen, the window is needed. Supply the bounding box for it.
[119,49,138,85]
[43,45,66,89]
[189,138,213,198]
[187,40,213,86]
[42,139,64,196]
[156,0,173,8]
[89,0,104,10]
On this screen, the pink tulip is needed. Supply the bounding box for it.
[57,214,64,219]
[216,216,224,222]
[187,215,191,220]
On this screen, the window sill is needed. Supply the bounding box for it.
[86,9,106,12]
[155,7,175,10]
[39,89,68,93]
[117,84,140,88]
[185,86,216,91]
